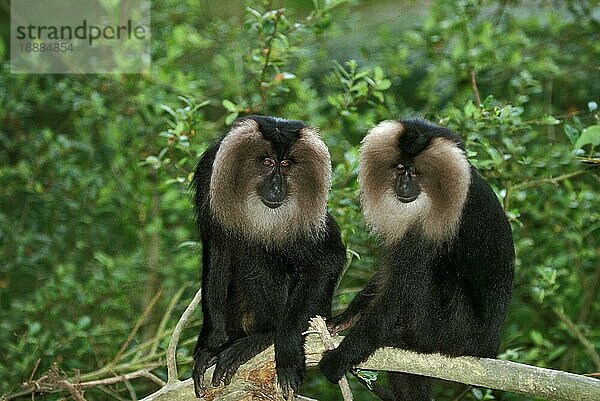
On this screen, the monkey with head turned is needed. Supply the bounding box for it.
[191,115,346,398]
[319,118,515,401]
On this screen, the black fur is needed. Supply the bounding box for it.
[191,116,346,398]
[319,119,515,401]
[246,114,305,156]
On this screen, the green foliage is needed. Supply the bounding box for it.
[1,0,599,400]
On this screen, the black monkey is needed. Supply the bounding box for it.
[191,116,346,398]
[319,118,514,400]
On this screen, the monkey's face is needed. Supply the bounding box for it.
[258,156,290,208]
[209,117,331,244]
[394,163,420,203]
[359,119,471,244]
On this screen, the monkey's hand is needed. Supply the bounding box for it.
[192,349,218,398]
[318,348,353,383]
[276,350,305,399]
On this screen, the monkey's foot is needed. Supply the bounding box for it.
[318,348,351,383]
[211,346,245,387]
[276,362,304,399]
[192,350,217,398]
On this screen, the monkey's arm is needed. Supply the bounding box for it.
[201,240,232,349]
[192,239,233,398]
[319,300,389,383]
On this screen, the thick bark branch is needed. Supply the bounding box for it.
[141,335,600,401]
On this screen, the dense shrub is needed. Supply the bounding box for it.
[0,1,598,400]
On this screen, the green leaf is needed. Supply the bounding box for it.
[563,123,580,145]
[354,369,378,389]
[464,101,477,118]
[482,95,494,108]
[375,79,392,91]
[222,99,238,112]
[159,104,178,118]
[530,330,544,346]
[541,115,560,125]
[574,124,600,149]
[225,111,239,125]
[245,7,262,19]
[178,241,201,249]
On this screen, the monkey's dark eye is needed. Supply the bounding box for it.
[280,159,291,167]
[263,158,276,167]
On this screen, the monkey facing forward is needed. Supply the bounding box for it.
[319,118,515,401]
[192,116,346,398]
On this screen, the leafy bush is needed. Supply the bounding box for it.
[0,0,598,400]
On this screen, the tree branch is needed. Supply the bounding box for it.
[470,67,482,108]
[166,288,202,383]
[513,170,587,189]
[140,334,600,401]
[553,307,600,370]
[111,287,164,364]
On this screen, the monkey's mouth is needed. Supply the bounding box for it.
[262,199,284,209]
[396,194,419,203]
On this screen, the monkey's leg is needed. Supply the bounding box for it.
[211,332,273,387]
[328,278,379,334]
[319,293,393,385]
[388,372,432,401]
[276,271,339,398]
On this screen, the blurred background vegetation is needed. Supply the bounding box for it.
[0,0,599,400]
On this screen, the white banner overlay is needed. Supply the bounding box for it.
[11,0,150,74]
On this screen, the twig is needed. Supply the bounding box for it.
[577,261,600,324]
[111,287,164,364]
[9,368,165,400]
[308,316,353,401]
[150,286,188,357]
[141,372,167,387]
[166,288,203,383]
[512,170,587,189]
[76,370,165,388]
[28,359,41,382]
[58,380,86,401]
[258,9,284,107]
[470,67,482,108]
[451,385,472,401]
[124,380,137,401]
[97,385,129,401]
[553,307,600,370]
